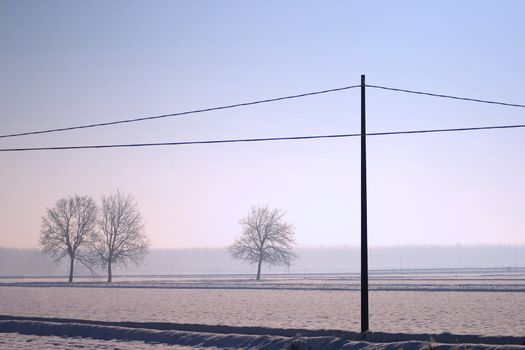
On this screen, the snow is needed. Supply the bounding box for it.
[1,286,523,336]
[2,270,525,292]
[1,319,524,349]
[0,271,524,343]
[0,332,208,349]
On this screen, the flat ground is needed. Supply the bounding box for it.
[1,270,524,349]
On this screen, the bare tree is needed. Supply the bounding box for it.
[93,191,149,282]
[229,205,297,280]
[39,195,97,282]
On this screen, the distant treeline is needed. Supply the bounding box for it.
[0,245,524,277]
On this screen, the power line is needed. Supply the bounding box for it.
[0,134,359,152]
[0,85,360,140]
[368,124,525,136]
[2,123,524,153]
[366,84,525,108]
[3,83,524,141]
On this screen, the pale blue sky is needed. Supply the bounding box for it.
[1,1,524,248]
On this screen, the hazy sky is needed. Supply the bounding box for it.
[1,1,524,249]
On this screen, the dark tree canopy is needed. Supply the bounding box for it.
[39,194,97,282]
[229,205,296,280]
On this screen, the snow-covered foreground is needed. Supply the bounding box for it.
[1,319,524,350]
[1,272,524,339]
[0,332,209,349]
[0,286,524,336]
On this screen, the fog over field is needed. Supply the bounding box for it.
[1,245,524,277]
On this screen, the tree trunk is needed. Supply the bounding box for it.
[107,260,112,283]
[256,255,263,281]
[68,256,74,283]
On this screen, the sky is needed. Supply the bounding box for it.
[0,0,524,249]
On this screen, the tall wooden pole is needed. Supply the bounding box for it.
[360,74,369,333]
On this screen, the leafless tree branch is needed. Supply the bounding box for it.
[229,205,297,280]
[39,195,97,282]
[92,190,149,282]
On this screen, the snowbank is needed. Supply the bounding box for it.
[1,317,524,349]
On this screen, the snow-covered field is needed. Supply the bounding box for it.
[0,332,209,350]
[0,271,524,349]
[1,271,524,336]
[1,287,524,336]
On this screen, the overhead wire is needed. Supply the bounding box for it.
[366,84,525,108]
[0,85,360,139]
[367,124,525,136]
[2,82,524,142]
[2,123,524,152]
[2,82,525,152]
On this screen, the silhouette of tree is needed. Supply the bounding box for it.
[93,191,149,282]
[39,195,97,282]
[229,205,296,280]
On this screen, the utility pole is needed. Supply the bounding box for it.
[360,74,369,333]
